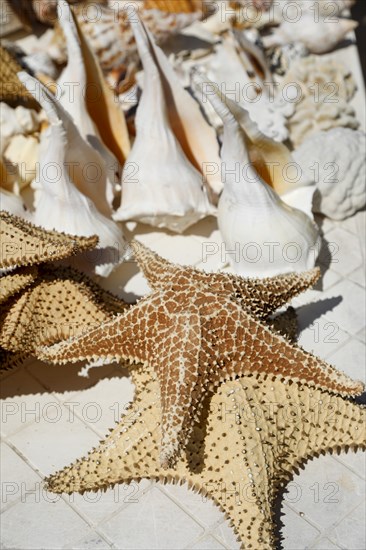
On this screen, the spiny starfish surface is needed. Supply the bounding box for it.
[46,366,366,549]
[0,211,98,269]
[38,241,363,467]
[0,266,38,304]
[0,264,128,366]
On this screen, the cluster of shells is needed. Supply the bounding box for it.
[0,0,365,280]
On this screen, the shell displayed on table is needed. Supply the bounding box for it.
[113,14,216,233]
[194,72,320,277]
[294,128,366,221]
[280,55,359,147]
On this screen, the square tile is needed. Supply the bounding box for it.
[64,532,112,549]
[281,503,320,549]
[9,411,99,475]
[0,496,90,549]
[0,370,50,437]
[285,456,365,531]
[71,480,152,525]
[319,280,366,335]
[321,228,363,277]
[0,442,40,511]
[163,482,225,529]
[65,374,134,436]
[327,339,366,382]
[191,535,226,549]
[330,501,366,550]
[100,487,204,549]
[213,521,240,550]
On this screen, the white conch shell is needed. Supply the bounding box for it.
[194,73,320,277]
[19,73,127,277]
[0,189,32,219]
[294,128,366,221]
[57,0,129,177]
[263,14,358,54]
[19,72,113,216]
[114,14,216,233]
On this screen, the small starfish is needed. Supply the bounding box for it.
[39,242,363,467]
[46,366,366,549]
[0,211,98,269]
[0,264,128,364]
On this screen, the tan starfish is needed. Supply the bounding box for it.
[0,211,98,269]
[0,264,128,364]
[0,266,38,304]
[38,242,363,468]
[46,365,366,549]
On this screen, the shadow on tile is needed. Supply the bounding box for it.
[297,296,343,331]
[0,361,130,400]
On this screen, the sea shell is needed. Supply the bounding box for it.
[294,128,366,221]
[194,72,320,277]
[192,31,293,141]
[56,0,130,179]
[113,14,215,233]
[49,1,204,90]
[280,55,359,147]
[267,42,309,76]
[19,72,128,277]
[282,0,356,19]
[0,102,41,150]
[0,188,31,219]
[262,14,358,54]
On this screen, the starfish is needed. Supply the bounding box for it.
[0,266,38,304]
[46,365,366,549]
[38,241,364,467]
[0,211,98,269]
[0,264,128,365]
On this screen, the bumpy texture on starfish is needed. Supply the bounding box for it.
[0,265,128,363]
[130,241,321,322]
[46,366,366,549]
[39,241,364,467]
[0,267,38,304]
[0,211,98,269]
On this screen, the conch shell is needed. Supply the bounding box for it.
[263,14,358,54]
[56,0,129,172]
[194,73,320,277]
[19,72,128,277]
[114,14,217,232]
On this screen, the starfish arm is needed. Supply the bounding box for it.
[154,310,202,468]
[0,211,98,269]
[237,268,321,320]
[0,266,128,356]
[130,240,179,289]
[214,301,364,397]
[0,267,38,304]
[130,240,320,319]
[36,293,160,365]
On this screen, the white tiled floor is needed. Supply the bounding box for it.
[0,208,365,550]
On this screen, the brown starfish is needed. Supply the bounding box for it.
[0,211,98,269]
[46,365,366,549]
[38,242,363,468]
[0,264,128,365]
